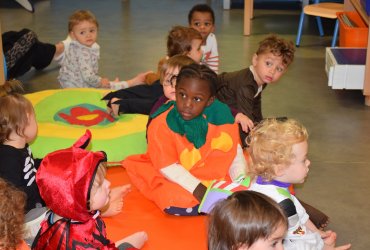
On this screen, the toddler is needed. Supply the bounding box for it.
[216,34,295,146]
[0,177,30,250]
[208,190,287,250]
[0,80,47,242]
[124,64,247,215]
[58,10,147,89]
[146,54,195,129]
[247,118,351,250]
[188,3,219,73]
[32,130,148,250]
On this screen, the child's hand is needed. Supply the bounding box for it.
[101,77,111,88]
[127,71,153,87]
[321,230,351,250]
[235,113,254,132]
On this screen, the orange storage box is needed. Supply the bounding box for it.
[337,11,368,47]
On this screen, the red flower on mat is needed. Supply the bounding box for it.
[58,106,115,126]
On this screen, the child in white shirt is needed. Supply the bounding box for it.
[188,4,219,73]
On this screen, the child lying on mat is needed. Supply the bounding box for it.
[123,64,247,215]
[33,130,147,250]
[102,25,203,117]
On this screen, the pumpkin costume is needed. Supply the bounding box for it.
[124,100,246,212]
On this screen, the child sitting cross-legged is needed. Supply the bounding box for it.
[123,64,247,215]
[247,118,351,250]
[32,130,147,250]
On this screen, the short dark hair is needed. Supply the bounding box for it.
[188,4,215,24]
[176,64,217,96]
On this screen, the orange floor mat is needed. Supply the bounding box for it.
[105,166,208,250]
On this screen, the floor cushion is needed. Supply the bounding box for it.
[26,88,147,162]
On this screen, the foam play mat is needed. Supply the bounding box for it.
[105,166,208,250]
[26,88,148,162]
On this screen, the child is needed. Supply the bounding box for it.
[123,64,247,216]
[146,54,195,129]
[0,177,30,250]
[0,80,129,241]
[58,10,147,89]
[103,25,203,117]
[247,118,351,250]
[0,80,47,241]
[217,35,329,230]
[208,190,287,250]
[32,130,148,250]
[216,34,295,146]
[188,4,219,73]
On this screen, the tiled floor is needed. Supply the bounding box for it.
[1,0,370,248]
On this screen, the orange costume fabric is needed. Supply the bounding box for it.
[124,102,239,210]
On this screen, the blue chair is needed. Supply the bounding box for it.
[296,0,344,47]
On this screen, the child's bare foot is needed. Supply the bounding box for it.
[110,97,121,117]
[101,185,131,217]
[118,231,148,249]
[110,184,131,201]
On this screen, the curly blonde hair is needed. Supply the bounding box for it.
[247,118,308,181]
[0,178,26,250]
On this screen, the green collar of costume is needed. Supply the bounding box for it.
[151,100,234,148]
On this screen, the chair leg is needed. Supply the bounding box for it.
[296,12,305,47]
[315,16,324,36]
[331,19,339,47]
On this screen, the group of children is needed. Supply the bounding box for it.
[0,3,352,250]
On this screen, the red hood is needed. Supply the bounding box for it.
[36,130,107,222]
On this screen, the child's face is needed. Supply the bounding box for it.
[190,11,215,43]
[252,52,287,85]
[70,20,98,47]
[176,77,214,120]
[238,223,286,250]
[162,66,180,101]
[277,141,310,184]
[24,111,38,143]
[187,39,203,64]
[90,178,111,211]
